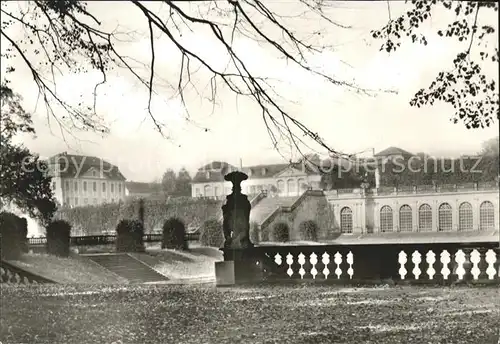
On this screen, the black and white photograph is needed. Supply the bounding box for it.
[0,1,499,343]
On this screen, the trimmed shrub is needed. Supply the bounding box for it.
[18,217,28,253]
[299,220,319,241]
[116,219,145,252]
[271,222,290,242]
[0,212,23,260]
[46,220,71,257]
[249,221,260,244]
[199,219,224,247]
[162,218,187,250]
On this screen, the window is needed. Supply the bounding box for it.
[438,203,452,231]
[214,186,219,197]
[195,188,201,197]
[74,197,78,206]
[83,181,87,192]
[287,179,296,195]
[74,181,78,192]
[277,180,285,194]
[65,180,69,191]
[458,202,473,231]
[204,185,211,197]
[111,183,114,193]
[118,184,122,193]
[66,198,70,206]
[480,201,495,230]
[84,198,88,205]
[102,182,106,192]
[92,170,97,177]
[380,205,393,232]
[340,207,353,233]
[418,204,432,231]
[93,181,97,192]
[399,205,413,232]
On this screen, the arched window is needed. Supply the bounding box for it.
[203,185,212,197]
[380,205,393,232]
[438,203,452,231]
[340,207,353,233]
[399,205,413,232]
[287,179,296,196]
[277,180,285,194]
[480,201,495,230]
[418,204,432,231]
[458,202,473,231]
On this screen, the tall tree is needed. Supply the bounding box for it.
[176,168,192,197]
[161,169,177,196]
[0,85,57,224]
[1,1,497,158]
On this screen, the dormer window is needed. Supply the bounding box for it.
[92,170,97,177]
[262,167,267,175]
[206,171,210,179]
[248,169,253,177]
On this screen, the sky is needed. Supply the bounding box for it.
[2,1,498,182]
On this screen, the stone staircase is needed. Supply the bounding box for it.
[85,253,168,284]
[250,196,299,225]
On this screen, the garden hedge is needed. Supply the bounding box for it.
[116,219,145,253]
[46,220,72,257]
[162,218,187,250]
[56,198,223,235]
[271,222,290,242]
[0,212,25,260]
[199,219,224,247]
[299,220,319,241]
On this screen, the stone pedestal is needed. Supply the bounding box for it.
[215,248,264,286]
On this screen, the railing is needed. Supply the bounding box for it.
[0,260,55,284]
[260,190,319,230]
[28,232,200,247]
[249,242,499,285]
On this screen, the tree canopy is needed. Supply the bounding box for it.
[0,87,57,224]
[1,0,497,159]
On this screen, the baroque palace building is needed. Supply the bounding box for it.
[190,149,499,242]
[47,152,127,208]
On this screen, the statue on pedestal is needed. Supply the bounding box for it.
[222,171,253,249]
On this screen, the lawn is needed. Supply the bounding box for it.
[5,253,128,284]
[1,284,498,344]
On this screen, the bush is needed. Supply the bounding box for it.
[249,221,260,244]
[271,222,290,242]
[199,219,224,247]
[17,217,28,253]
[162,218,187,250]
[116,219,145,252]
[299,220,319,241]
[0,212,24,260]
[46,220,71,257]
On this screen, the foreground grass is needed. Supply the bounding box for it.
[5,253,127,284]
[1,285,498,344]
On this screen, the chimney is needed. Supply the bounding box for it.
[240,158,243,170]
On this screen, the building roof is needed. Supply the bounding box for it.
[47,152,126,181]
[125,181,162,195]
[374,147,413,157]
[192,160,321,183]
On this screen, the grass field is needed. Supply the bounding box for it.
[5,253,128,284]
[1,284,498,344]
